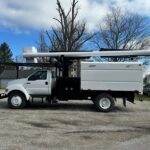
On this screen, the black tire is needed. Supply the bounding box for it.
[94,93,114,112]
[8,92,27,109]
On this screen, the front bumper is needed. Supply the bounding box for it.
[0,93,8,99]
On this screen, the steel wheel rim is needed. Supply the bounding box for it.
[99,97,111,110]
[11,96,22,107]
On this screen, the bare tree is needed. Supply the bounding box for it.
[46,0,93,52]
[94,7,150,61]
[36,31,50,62]
[37,31,48,52]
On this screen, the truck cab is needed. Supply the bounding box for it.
[6,70,55,109]
[25,70,52,95]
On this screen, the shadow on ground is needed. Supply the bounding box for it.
[0,100,131,112]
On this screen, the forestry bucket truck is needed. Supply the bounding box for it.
[1,49,150,112]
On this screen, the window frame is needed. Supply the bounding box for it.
[28,71,47,81]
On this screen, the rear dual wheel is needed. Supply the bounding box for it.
[93,93,115,112]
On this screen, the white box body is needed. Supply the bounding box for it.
[81,62,143,93]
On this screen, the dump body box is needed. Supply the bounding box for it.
[81,62,143,93]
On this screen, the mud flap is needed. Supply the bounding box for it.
[123,98,126,107]
[127,92,135,104]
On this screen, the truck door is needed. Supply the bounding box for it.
[25,71,50,95]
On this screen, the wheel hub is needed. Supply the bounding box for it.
[11,96,22,107]
[99,98,111,110]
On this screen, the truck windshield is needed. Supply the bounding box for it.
[28,71,47,81]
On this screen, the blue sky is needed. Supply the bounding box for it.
[0,30,38,58]
[0,0,150,59]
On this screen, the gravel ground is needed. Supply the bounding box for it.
[0,90,150,150]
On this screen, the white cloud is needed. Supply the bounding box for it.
[0,0,150,33]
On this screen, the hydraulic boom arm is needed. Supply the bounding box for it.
[23,49,150,58]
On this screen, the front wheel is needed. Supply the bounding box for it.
[8,92,27,109]
[94,93,114,112]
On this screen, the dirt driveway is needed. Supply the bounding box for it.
[0,95,150,150]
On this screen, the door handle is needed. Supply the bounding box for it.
[26,82,31,84]
[45,82,48,85]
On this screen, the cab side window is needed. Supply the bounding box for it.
[28,71,47,81]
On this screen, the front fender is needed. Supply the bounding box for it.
[6,84,30,101]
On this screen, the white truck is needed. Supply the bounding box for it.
[1,50,150,112]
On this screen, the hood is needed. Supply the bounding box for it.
[7,78,27,87]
